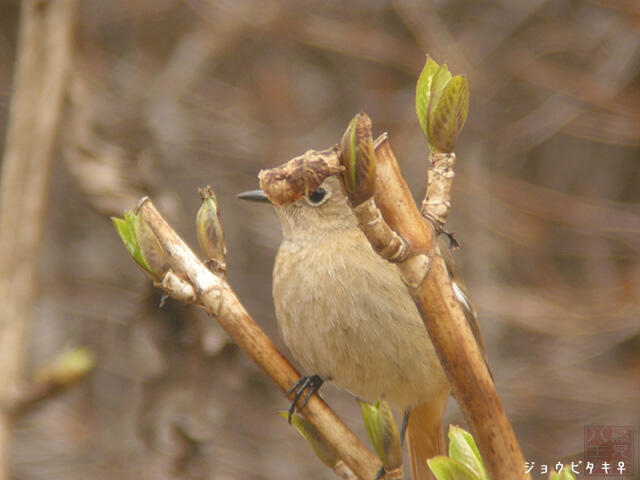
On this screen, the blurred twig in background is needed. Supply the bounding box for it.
[0,2,77,479]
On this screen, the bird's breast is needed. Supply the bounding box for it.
[272,230,448,408]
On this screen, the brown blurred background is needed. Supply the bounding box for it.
[0,0,639,479]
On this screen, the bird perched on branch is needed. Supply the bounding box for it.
[240,175,486,480]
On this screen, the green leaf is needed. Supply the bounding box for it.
[428,456,480,480]
[279,412,338,468]
[448,426,489,480]
[428,75,469,153]
[360,400,382,457]
[359,398,402,469]
[416,56,440,137]
[112,214,135,258]
[550,467,576,480]
[426,64,452,146]
[416,56,470,153]
[112,212,151,272]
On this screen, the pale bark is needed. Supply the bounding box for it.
[136,198,382,480]
[367,135,530,480]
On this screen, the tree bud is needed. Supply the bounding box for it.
[416,56,469,153]
[338,112,377,206]
[279,411,339,468]
[196,186,227,265]
[359,397,403,470]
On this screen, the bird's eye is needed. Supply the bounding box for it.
[307,187,327,205]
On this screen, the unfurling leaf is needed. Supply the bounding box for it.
[279,412,339,468]
[429,75,469,153]
[338,112,376,206]
[196,186,227,262]
[112,210,167,277]
[415,55,469,153]
[550,467,576,480]
[427,456,480,480]
[427,63,452,136]
[448,425,489,480]
[416,56,440,136]
[360,397,402,470]
[112,211,151,273]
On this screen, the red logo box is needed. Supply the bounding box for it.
[584,426,634,476]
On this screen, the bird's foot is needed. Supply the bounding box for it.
[400,407,410,446]
[286,374,324,424]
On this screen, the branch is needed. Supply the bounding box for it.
[131,198,382,480]
[420,152,459,248]
[8,348,95,418]
[371,134,528,479]
[336,111,529,479]
[258,146,344,206]
[0,1,77,479]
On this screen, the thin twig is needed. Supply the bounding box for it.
[0,2,77,479]
[420,152,455,234]
[8,348,94,418]
[136,198,382,480]
[352,198,410,263]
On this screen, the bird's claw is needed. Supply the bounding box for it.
[286,374,324,424]
[400,407,410,446]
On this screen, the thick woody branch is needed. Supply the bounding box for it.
[333,460,358,479]
[135,198,381,480]
[369,135,530,480]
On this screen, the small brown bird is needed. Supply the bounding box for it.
[240,175,486,480]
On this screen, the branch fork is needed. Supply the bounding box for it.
[352,199,409,264]
[116,105,529,479]
[115,196,383,480]
[330,110,530,480]
[157,270,197,304]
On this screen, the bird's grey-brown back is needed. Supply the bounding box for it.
[272,176,449,409]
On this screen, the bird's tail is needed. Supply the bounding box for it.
[406,394,449,480]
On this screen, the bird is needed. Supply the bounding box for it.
[239,174,486,480]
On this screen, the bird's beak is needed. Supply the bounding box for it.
[237,189,271,203]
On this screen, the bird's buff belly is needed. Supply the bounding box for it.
[273,240,449,409]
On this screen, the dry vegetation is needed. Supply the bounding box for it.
[0,0,638,479]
